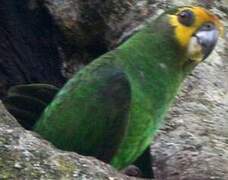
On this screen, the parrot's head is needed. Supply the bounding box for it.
[158,6,224,63]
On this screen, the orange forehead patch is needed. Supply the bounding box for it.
[168,6,224,47]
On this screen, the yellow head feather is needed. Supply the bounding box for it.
[168,6,224,48]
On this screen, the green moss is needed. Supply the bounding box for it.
[0,164,14,179]
[56,157,77,175]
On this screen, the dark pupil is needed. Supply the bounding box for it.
[178,10,194,26]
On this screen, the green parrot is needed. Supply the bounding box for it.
[3,6,223,178]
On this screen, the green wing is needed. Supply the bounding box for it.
[35,63,131,163]
[3,84,59,129]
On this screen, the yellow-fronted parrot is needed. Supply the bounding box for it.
[3,6,223,178]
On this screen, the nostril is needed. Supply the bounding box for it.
[202,23,215,31]
[206,24,212,30]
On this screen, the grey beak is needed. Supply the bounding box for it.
[195,23,219,60]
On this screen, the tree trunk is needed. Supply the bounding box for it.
[0,0,65,98]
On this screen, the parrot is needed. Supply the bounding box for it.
[3,6,223,178]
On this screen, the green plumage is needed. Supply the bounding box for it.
[34,13,193,169]
[4,7,218,175]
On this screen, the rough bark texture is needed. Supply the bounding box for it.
[0,0,227,179]
[0,0,65,98]
[0,102,133,179]
[43,0,161,77]
[152,38,228,180]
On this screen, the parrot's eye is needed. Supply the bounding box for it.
[178,10,194,26]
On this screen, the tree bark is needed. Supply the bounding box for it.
[0,102,133,179]
[0,0,65,98]
[0,0,227,179]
